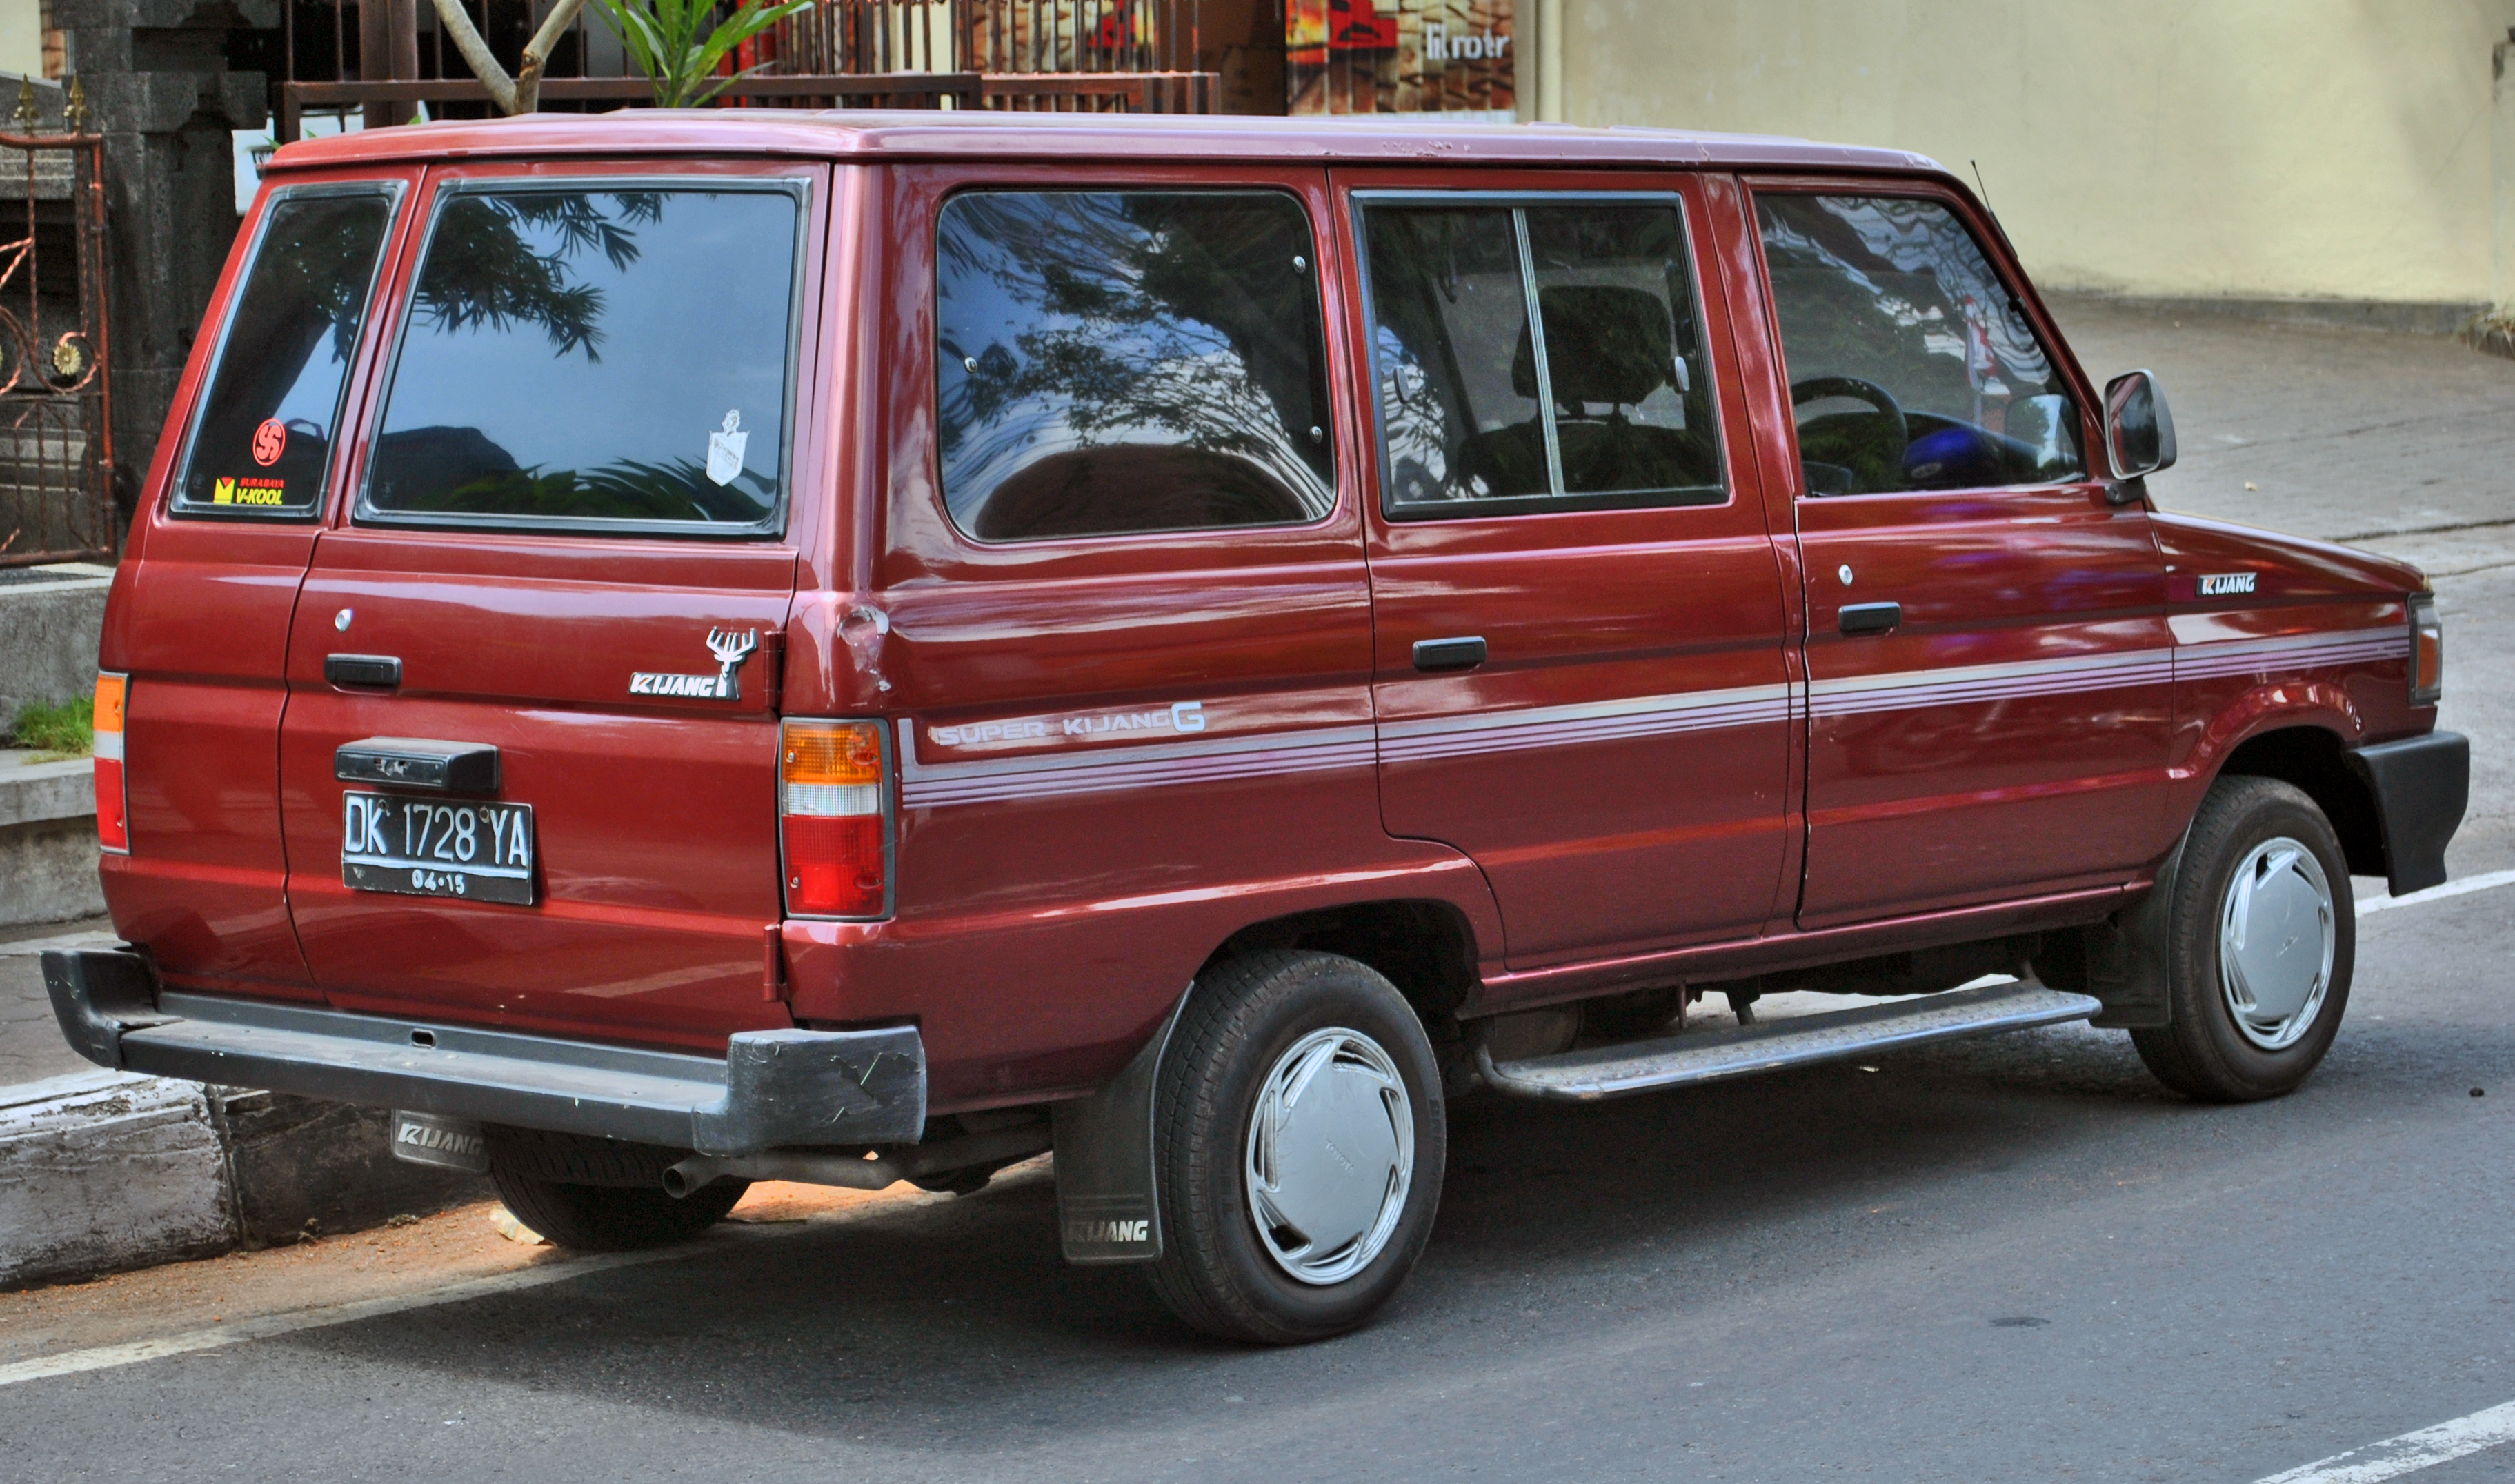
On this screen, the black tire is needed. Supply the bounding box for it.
[2130,775,2355,1103]
[1146,950,1444,1345]
[490,1167,748,1252]
[483,1127,748,1252]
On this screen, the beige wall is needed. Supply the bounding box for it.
[0,0,41,81]
[1546,1,2515,308]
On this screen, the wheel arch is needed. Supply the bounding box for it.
[1200,899,1481,1034]
[2210,723,2385,878]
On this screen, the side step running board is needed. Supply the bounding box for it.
[1475,981,2103,1103]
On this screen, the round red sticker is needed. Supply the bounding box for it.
[251,418,286,467]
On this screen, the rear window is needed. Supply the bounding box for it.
[361,184,802,534]
[934,190,1336,542]
[171,188,395,517]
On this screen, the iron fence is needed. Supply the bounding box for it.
[0,92,112,570]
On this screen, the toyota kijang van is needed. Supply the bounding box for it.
[48,112,2467,1343]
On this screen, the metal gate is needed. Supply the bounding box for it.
[0,94,112,570]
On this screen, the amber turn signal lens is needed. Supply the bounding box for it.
[92,672,126,735]
[782,721,883,789]
[2410,594,2443,706]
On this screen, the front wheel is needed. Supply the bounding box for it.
[2131,775,2354,1102]
[1146,950,1445,1345]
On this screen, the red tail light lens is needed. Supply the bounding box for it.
[94,672,128,854]
[780,719,888,917]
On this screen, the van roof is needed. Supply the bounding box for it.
[265,108,1945,179]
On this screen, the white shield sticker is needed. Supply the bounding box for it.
[706,409,749,487]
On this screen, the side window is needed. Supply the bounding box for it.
[1756,193,2085,497]
[935,190,1335,543]
[171,190,395,517]
[364,186,800,533]
[1361,197,1723,517]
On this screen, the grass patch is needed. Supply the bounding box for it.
[9,695,93,761]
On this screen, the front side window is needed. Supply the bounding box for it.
[1362,198,1723,517]
[935,190,1335,542]
[1756,194,2084,497]
[364,185,800,532]
[172,190,395,517]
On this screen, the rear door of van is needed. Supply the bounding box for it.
[103,170,417,999]
[275,159,827,1053]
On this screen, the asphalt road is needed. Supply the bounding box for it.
[3,303,2512,1483]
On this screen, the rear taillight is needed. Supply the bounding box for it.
[93,671,128,854]
[2410,592,2443,706]
[779,719,888,918]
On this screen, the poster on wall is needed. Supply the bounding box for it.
[1288,0,1514,119]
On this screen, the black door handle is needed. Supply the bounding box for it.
[1838,603,1902,636]
[1412,636,1487,672]
[325,654,402,688]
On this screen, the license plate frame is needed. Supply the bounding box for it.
[341,790,537,905]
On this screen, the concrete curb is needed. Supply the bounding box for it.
[0,1065,491,1290]
[0,975,490,1290]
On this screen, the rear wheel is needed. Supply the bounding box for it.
[1146,950,1444,1345]
[484,1126,748,1252]
[2130,776,2354,1102]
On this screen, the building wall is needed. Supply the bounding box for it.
[0,0,44,78]
[1549,0,2515,310]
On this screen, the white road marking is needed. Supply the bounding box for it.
[2356,866,2515,917]
[0,1241,722,1390]
[2253,1398,2515,1483]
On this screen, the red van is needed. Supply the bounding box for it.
[47,113,2465,1343]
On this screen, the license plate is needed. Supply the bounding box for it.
[341,790,536,905]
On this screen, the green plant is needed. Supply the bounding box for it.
[10,695,92,761]
[590,0,815,110]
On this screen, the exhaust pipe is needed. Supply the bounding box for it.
[661,1122,1053,1199]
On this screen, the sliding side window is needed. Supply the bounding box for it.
[1361,197,1723,517]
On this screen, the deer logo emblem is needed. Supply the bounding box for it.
[704,627,758,700]
[628,627,761,701]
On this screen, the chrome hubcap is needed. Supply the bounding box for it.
[1244,1026,1413,1286]
[2218,836,2336,1051]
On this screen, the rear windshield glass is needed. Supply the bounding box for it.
[364,186,799,532]
[172,190,394,517]
[935,190,1335,542]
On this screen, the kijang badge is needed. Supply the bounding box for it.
[706,409,748,487]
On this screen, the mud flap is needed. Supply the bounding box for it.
[2081,833,2185,1030]
[1052,987,1191,1265]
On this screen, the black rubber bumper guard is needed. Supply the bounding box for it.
[40,947,926,1154]
[2348,730,2471,897]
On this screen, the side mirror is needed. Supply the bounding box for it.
[2103,370,2178,479]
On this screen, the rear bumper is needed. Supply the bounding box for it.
[2347,730,2469,896]
[40,948,926,1154]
